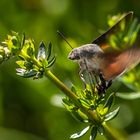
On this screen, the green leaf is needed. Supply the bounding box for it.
[16,68,37,78]
[37,42,46,60]
[70,126,90,139]
[104,93,115,110]
[21,39,35,58]
[16,68,26,73]
[62,98,72,106]
[16,60,34,70]
[3,33,21,54]
[27,47,34,56]
[116,92,140,100]
[79,99,90,108]
[126,18,140,45]
[16,60,26,68]
[98,125,104,135]
[90,127,97,140]
[71,86,77,94]
[47,42,52,60]
[24,61,34,69]
[104,107,120,122]
[46,56,56,68]
[33,71,43,79]
[96,104,108,116]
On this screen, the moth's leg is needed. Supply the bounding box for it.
[95,72,107,95]
[95,75,100,85]
[90,70,103,86]
[99,72,106,88]
[88,71,96,92]
[98,72,112,94]
[82,59,95,93]
[89,71,104,96]
[79,69,86,86]
[86,71,95,94]
[99,72,112,89]
[88,71,95,84]
[106,80,112,89]
[88,71,100,93]
[89,72,98,86]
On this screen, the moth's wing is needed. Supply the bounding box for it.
[92,12,133,50]
[100,47,140,80]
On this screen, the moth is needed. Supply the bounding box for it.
[68,12,140,85]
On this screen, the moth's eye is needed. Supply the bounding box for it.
[68,49,81,60]
[74,55,80,60]
[68,54,80,60]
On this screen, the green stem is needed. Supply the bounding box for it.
[45,70,79,105]
[103,122,126,140]
[45,70,99,122]
[45,69,126,140]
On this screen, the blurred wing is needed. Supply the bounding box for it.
[101,47,140,80]
[92,12,133,50]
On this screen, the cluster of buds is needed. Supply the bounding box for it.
[0,46,11,63]
[16,40,56,79]
[0,32,56,79]
[63,82,120,140]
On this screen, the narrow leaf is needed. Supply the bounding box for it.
[21,39,35,57]
[70,126,90,139]
[117,92,140,100]
[16,69,37,78]
[90,127,97,140]
[79,99,90,108]
[46,56,56,68]
[98,125,104,135]
[104,107,120,122]
[127,18,140,45]
[62,98,72,106]
[16,68,26,73]
[47,42,52,60]
[104,93,115,109]
[71,86,77,94]
[16,60,25,68]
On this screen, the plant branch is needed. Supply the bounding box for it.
[45,69,126,140]
[45,70,99,122]
[103,122,126,140]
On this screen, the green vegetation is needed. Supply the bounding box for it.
[0,0,140,140]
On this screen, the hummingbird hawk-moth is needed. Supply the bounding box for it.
[68,12,140,84]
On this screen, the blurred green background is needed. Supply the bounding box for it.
[0,0,140,140]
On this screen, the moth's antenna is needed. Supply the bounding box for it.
[57,30,73,49]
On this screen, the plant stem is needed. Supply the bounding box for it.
[103,122,126,140]
[45,69,126,140]
[45,70,79,105]
[45,70,99,122]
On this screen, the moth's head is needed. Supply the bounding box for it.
[68,48,80,60]
[68,44,103,60]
